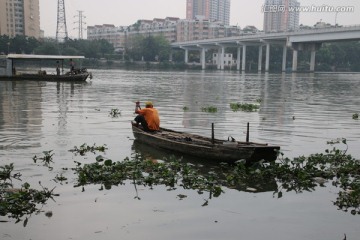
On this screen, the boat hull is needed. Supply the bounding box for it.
[132,125,280,163]
[0,73,89,82]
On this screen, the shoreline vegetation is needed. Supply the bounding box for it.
[1,138,360,226]
[84,59,360,72]
[1,35,359,73]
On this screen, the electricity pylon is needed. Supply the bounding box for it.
[56,0,68,42]
[74,10,86,39]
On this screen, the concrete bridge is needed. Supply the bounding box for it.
[170,25,360,72]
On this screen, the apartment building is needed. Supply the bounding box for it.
[186,0,231,26]
[87,17,240,51]
[0,0,41,38]
[88,17,179,52]
[176,19,240,42]
[87,24,128,53]
[263,0,300,32]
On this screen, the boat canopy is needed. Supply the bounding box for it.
[0,54,86,77]
[6,54,85,60]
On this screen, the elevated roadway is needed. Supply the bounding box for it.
[171,25,360,72]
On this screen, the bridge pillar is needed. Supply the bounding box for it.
[221,46,225,70]
[242,45,247,72]
[310,49,316,72]
[237,46,241,71]
[282,45,287,72]
[201,48,206,70]
[258,45,263,72]
[292,49,298,72]
[309,43,321,72]
[169,50,173,62]
[265,43,270,72]
[184,49,188,64]
[216,48,221,69]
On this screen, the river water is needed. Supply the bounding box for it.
[0,69,359,240]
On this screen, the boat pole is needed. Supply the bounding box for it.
[211,123,215,144]
[246,122,250,143]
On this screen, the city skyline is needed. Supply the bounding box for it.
[39,0,360,38]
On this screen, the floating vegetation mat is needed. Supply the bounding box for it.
[230,102,260,112]
[1,139,360,226]
[71,139,360,215]
[0,164,58,226]
[109,108,121,118]
[201,106,218,113]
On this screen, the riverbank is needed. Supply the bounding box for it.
[82,59,360,72]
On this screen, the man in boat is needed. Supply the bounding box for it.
[69,59,75,72]
[56,61,61,76]
[133,101,160,132]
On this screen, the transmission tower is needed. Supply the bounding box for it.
[74,10,86,39]
[56,0,68,42]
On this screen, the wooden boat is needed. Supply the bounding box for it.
[132,124,280,164]
[0,70,89,82]
[0,54,90,82]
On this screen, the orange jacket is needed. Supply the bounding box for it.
[137,107,160,131]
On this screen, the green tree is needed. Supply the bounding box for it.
[0,35,11,54]
[125,34,144,61]
[34,39,59,55]
[126,35,171,62]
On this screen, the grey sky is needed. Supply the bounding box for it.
[39,0,360,38]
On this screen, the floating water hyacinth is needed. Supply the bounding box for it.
[201,106,218,113]
[230,102,260,112]
[109,108,121,117]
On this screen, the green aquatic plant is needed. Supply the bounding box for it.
[33,150,54,167]
[230,102,260,112]
[69,143,107,156]
[223,138,360,214]
[183,106,189,111]
[73,154,223,204]
[201,106,218,113]
[109,108,121,117]
[353,113,359,120]
[74,137,360,214]
[0,164,58,225]
[54,173,68,183]
[4,137,359,225]
[69,138,360,214]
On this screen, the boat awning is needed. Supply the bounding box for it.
[6,54,85,60]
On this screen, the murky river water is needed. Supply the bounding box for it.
[1,70,360,240]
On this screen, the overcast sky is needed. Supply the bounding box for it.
[39,0,360,38]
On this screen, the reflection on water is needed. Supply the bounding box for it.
[0,81,42,150]
[132,139,278,193]
[1,70,360,240]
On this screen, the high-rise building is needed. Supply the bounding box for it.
[186,0,231,26]
[0,0,41,38]
[263,0,300,32]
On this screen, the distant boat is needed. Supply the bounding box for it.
[0,54,91,82]
[131,124,280,164]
